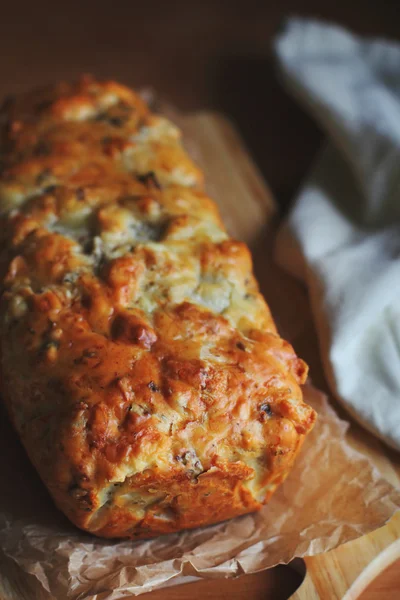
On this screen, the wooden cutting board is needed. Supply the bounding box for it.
[1,111,400,600]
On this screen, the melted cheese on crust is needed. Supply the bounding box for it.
[0,76,316,539]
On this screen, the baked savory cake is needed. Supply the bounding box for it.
[0,77,316,539]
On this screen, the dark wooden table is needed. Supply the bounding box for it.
[0,2,399,599]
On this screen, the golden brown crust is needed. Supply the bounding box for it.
[0,76,316,539]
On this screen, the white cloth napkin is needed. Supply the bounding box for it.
[274,18,400,450]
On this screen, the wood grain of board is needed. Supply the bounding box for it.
[1,112,399,600]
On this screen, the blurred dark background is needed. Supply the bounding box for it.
[1,0,399,210]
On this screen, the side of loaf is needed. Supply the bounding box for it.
[0,77,316,539]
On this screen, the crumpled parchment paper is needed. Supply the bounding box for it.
[0,384,399,599]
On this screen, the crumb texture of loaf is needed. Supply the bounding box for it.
[0,76,316,539]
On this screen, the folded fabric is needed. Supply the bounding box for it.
[274,18,400,450]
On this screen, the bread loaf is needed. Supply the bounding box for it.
[0,77,316,538]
